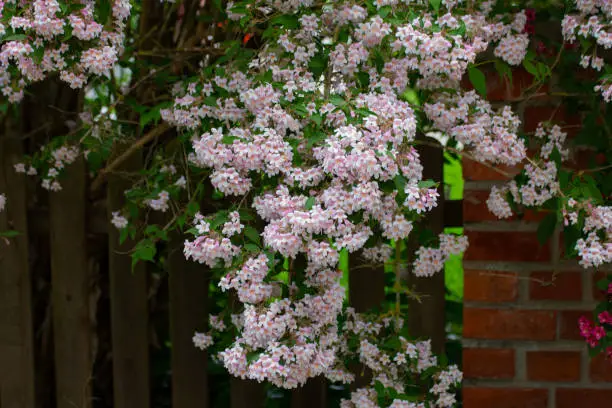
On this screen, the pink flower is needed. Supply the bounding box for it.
[579,316,606,347]
[598,311,612,326]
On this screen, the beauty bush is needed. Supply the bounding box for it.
[0,0,131,102]
[1,0,612,406]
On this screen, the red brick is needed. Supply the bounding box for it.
[464,270,518,303]
[529,272,582,301]
[464,308,557,340]
[463,190,498,222]
[461,68,541,102]
[464,231,550,262]
[559,310,592,340]
[556,389,612,408]
[589,353,612,382]
[523,106,581,136]
[462,157,521,181]
[463,190,546,223]
[526,350,581,382]
[571,148,599,171]
[463,387,548,408]
[463,348,515,379]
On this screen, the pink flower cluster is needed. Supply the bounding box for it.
[424,91,525,166]
[576,205,612,268]
[146,191,170,212]
[0,0,131,102]
[15,145,82,192]
[337,310,461,408]
[160,0,547,396]
[110,212,128,230]
[486,123,565,218]
[413,234,469,277]
[562,0,612,101]
[184,214,241,268]
[579,315,607,347]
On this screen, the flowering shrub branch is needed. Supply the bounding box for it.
[2,0,612,406]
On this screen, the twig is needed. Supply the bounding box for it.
[413,139,515,178]
[90,123,170,192]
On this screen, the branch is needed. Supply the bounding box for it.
[90,123,170,193]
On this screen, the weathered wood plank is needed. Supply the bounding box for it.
[443,200,463,228]
[407,138,446,354]
[291,376,327,408]
[168,236,210,408]
[108,152,150,408]
[230,378,265,408]
[0,118,36,408]
[49,157,93,408]
[348,254,385,390]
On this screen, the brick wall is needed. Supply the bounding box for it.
[461,70,612,408]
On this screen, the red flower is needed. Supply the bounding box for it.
[523,23,535,35]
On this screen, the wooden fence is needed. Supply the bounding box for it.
[0,129,462,408]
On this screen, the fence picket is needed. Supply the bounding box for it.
[291,376,327,408]
[108,153,150,408]
[49,157,93,408]
[0,119,36,408]
[406,139,446,354]
[230,378,265,408]
[168,235,210,408]
[348,255,385,389]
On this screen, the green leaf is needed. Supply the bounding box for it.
[222,135,239,144]
[177,214,186,230]
[32,47,44,64]
[559,169,570,189]
[97,1,112,23]
[596,277,611,291]
[494,60,512,86]
[401,88,420,106]
[537,62,551,79]
[119,228,129,244]
[537,212,558,245]
[357,72,370,89]
[202,96,218,107]
[418,179,437,189]
[2,34,28,42]
[550,147,562,169]
[523,59,539,80]
[244,243,260,252]
[468,66,487,97]
[305,197,315,210]
[394,174,407,192]
[186,201,199,217]
[140,101,172,130]
[244,225,261,245]
[238,209,255,221]
[429,0,442,12]
[132,239,157,269]
[270,14,299,29]
[330,95,346,107]
[210,211,229,229]
[309,56,328,79]
[0,230,20,238]
[378,6,392,17]
[582,175,603,204]
[563,224,581,258]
